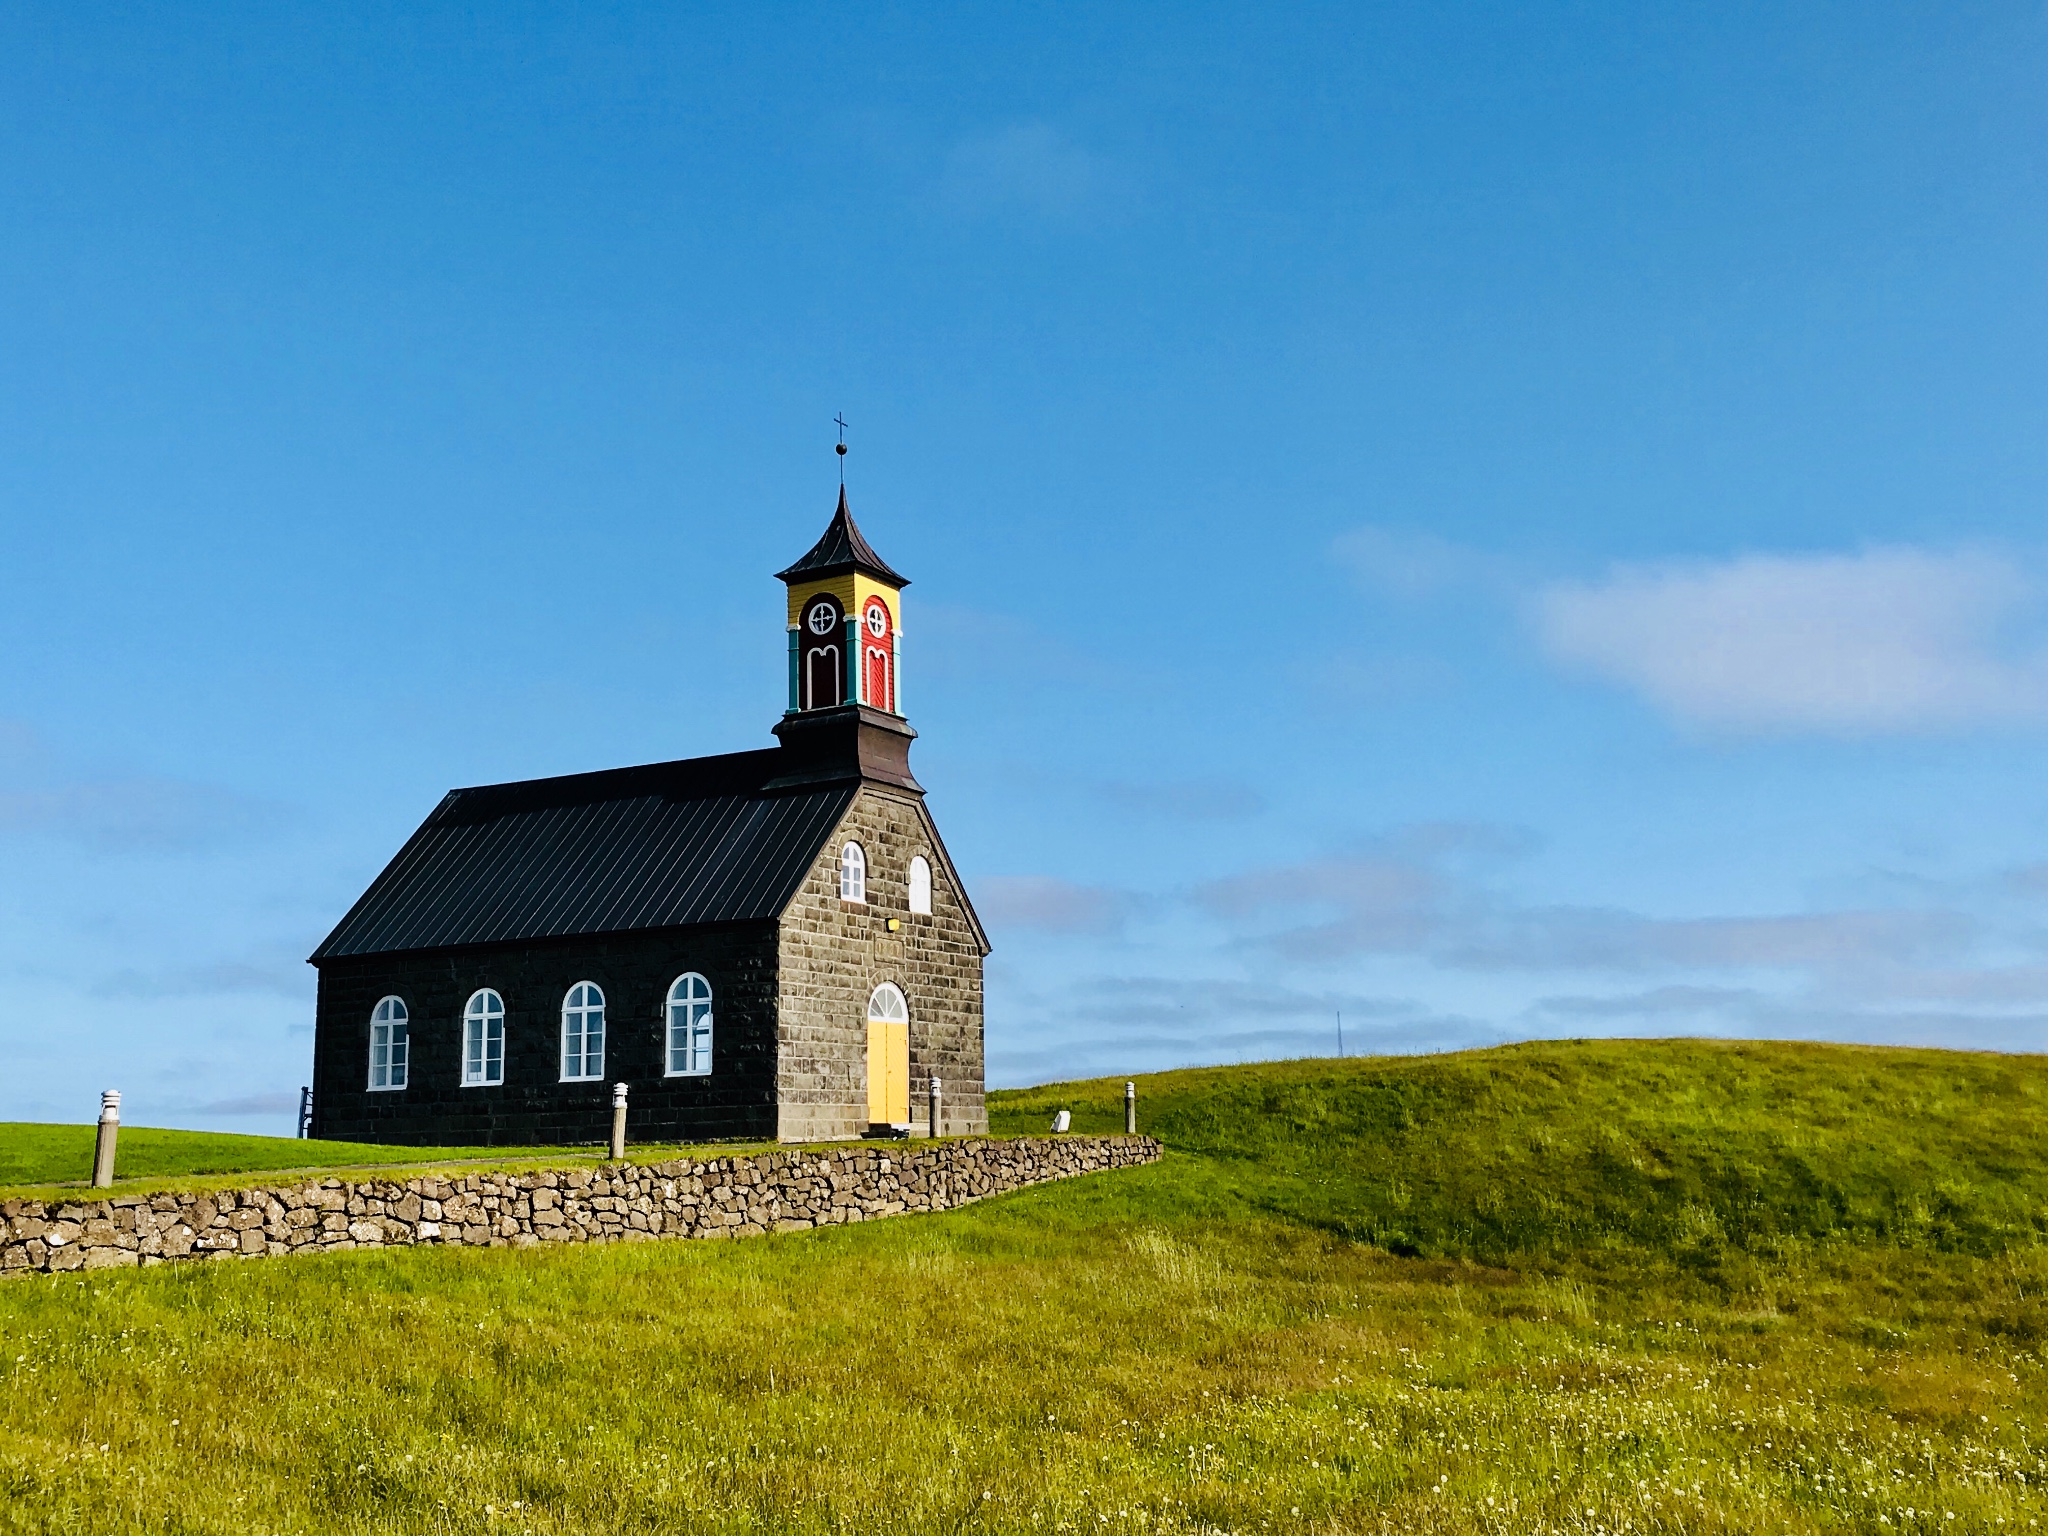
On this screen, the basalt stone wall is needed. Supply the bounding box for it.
[0,1135,1157,1278]
[775,785,988,1143]
[310,923,782,1147]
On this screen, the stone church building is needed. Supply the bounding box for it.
[306,491,990,1146]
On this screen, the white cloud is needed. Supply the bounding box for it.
[942,122,1106,220]
[1536,547,2048,733]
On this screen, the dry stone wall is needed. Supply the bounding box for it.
[0,1135,1157,1278]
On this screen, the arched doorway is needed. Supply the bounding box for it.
[866,982,909,1127]
[801,593,843,710]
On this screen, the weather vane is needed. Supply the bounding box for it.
[834,413,849,484]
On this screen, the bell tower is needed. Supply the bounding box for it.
[768,487,920,793]
[776,486,910,718]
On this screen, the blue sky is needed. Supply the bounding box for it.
[2,3,2043,1133]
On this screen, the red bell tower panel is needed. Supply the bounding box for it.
[862,596,894,714]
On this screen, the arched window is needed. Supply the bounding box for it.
[867,982,908,1023]
[368,996,409,1091]
[908,854,932,916]
[462,989,505,1087]
[667,973,713,1077]
[840,841,866,903]
[560,981,605,1081]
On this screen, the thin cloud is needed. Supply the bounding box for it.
[1528,987,2048,1055]
[2004,863,2048,897]
[1098,778,1263,821]
[192,1092,302,1117]
[0,778,284,851]
[1312,649,1460,706]
[1198,833,1975,976]
[981,830,2048,1079]
[1442,906,1972,974]
[1536,547,2048,734]
[0,722,285,852]
[985,972,1486,1085]
[1067,974,1415,1029]
[91,957,309,1001]
[976,875,1134,936]
[941,122,1109,220]
[1531,985,1766,1021]
[913,603,1120,693]
[1838,963,2048,1006]
[1332,526,1508,600]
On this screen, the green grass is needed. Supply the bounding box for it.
[0,1125,574,1193]
[993,1039,2048,1268]
[0,1126,799,1205]
[2,1038,2045,1534]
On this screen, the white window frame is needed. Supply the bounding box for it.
[462,989,506,1087]
[839,841,867,903]
[867,981,909,1024]
[666,972,714,1077]
[368,996,409,1091]
[907,854,932,916]
[560,981,606,1082]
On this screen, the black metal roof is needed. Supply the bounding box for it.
[774,487,910,587]
[310,749,859,961]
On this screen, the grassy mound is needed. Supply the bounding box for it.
[995,1038,2048,1268]
[1,1038,2042,1535]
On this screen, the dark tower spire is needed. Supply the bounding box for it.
[774,486,911,587]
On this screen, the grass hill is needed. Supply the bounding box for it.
[996,1038,2048,1270]
[1,1038,2043,1534]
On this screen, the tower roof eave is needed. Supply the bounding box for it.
[775,486,911,587]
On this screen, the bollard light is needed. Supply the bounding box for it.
[91,1090,121,1189]
[928,1075,941,1139]
[610,1082,629,1161]
[1125,1080,1137,1135]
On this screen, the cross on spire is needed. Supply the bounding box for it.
[833,414,850,483]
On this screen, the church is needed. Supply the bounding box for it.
[306,490,990,1147]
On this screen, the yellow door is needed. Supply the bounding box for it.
[866,1021,908,1123]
